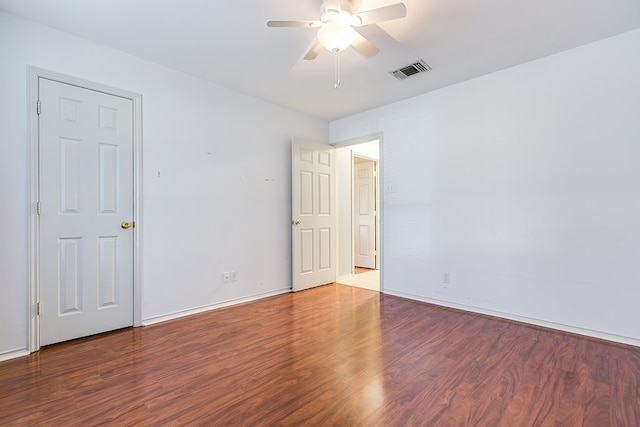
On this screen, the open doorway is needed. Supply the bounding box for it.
[334,136,380,291]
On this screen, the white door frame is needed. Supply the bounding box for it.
[27,66,143,352]
[332,133,383,290]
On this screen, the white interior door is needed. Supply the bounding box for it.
[291,138,336,291]
[354,160,376,269]
[39,78,134,346]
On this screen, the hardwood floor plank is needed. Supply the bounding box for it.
[610,348,640,426]
[1,284,638,426]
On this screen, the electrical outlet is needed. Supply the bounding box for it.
[443,273,450,284]
[223,271,237,283]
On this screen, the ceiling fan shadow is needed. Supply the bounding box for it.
[354,23,404,49]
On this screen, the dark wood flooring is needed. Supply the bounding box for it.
[1,284,638,426]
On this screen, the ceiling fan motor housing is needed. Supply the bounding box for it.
[320,0,353,22]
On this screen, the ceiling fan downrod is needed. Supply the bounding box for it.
[333,48,340,89]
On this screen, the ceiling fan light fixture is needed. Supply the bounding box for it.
[317,21,356,52]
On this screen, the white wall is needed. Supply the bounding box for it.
[331,29,640,345]
[0,11,328,358]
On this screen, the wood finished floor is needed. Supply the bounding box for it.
[1,284,639,426]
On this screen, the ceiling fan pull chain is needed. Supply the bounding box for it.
[334,48,341,89]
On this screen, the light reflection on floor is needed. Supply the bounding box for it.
[337,269,379,291]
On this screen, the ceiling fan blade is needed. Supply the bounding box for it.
[267,20,321,28]
[352,3,407,26]
[304,40,324,60]
[351,31,379,58]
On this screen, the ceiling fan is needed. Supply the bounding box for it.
[266,0,407,61]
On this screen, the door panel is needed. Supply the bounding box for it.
[292,139,336,291]
[98,143,119,213]
[300,229,314,274]
[318,173,331,214]
[319,228,331,269]
[39,78,134,346]
[59,237,83,314]
[98,236,118,307]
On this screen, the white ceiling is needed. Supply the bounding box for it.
[2,0,639,120]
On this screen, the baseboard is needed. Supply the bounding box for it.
[384,290,640,348]
[142,288,292,326]
[0,348,30,362]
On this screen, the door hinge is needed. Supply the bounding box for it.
[36,100,42,115]
[36,201,42,215]
[36,302,41,316]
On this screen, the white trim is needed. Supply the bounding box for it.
[0,348,30,363]
[27,66,143,353]
[378,134,384,292]
[332,132,383,148]
[384,289,640,348]
[28,68,40,353]
[142,288,291,326]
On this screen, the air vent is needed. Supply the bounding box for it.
[390,60,432,80]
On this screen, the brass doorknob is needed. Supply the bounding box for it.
[292,219,302,225]
[121,221,131,229]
